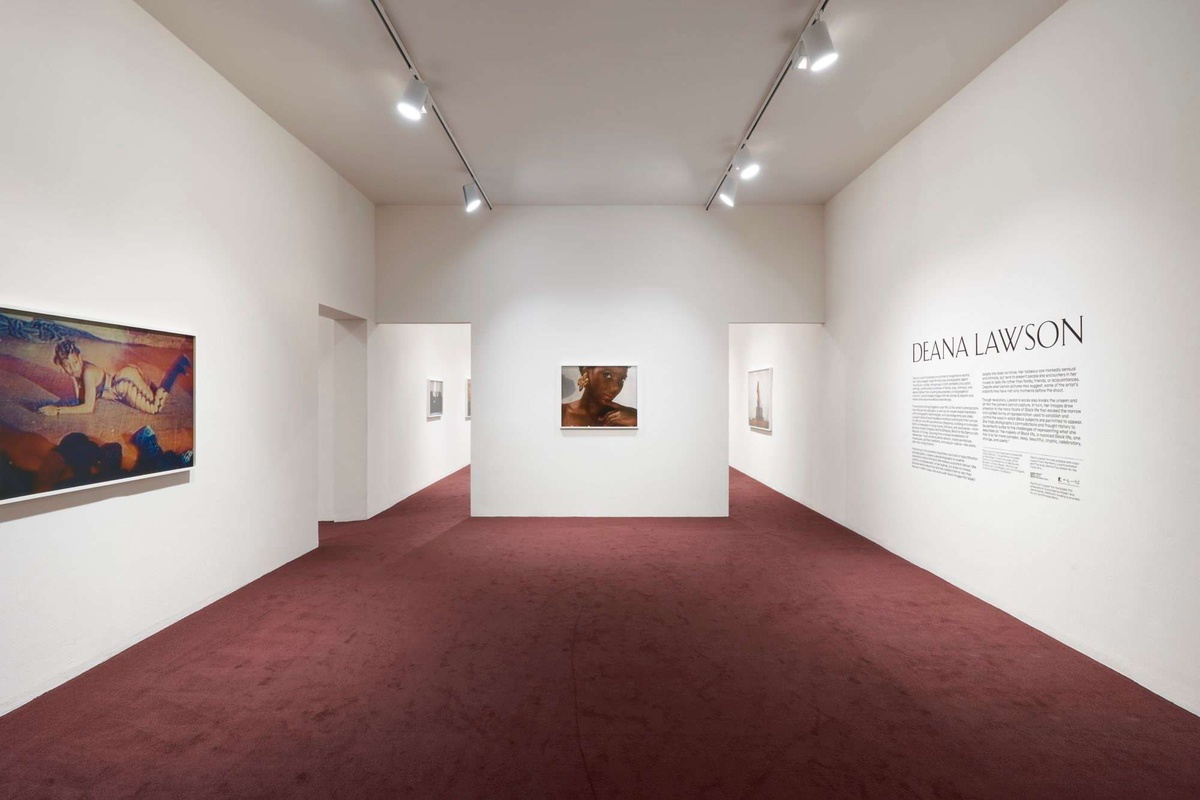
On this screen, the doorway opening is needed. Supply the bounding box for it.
[366,323,471,518]
[317,304,368,522]
[728,322,831,505]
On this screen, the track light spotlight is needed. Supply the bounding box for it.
[463,182,483,213]
[717,175,739,207]
[733,147,761,180]
[805,19,838,72]
[705,1,841,210]
[793,40,809,70]
[397,77,429,121]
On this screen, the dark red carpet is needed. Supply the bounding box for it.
[2,468,1198,799]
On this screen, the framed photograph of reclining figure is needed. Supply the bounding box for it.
[560,365,638,429]
[0,306,195,505]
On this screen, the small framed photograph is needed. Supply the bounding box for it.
[465,378,471,420]
[427,378,443,419]
[748,367,772,432]
[560,365,638,429]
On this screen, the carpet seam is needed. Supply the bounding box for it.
[570,602,600,800]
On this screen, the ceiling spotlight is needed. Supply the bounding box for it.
[717,175,739,207]
[733,147,761,180]
[397,77,429,121]
[805,19,838,72]
[793,40,809,70]
[463,182,483,213]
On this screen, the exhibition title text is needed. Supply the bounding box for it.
[913,315,1083,362]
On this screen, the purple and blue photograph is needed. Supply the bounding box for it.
[0,307,195,504]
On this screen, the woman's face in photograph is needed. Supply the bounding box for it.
[58,351,83,379]
[587,367,628,405]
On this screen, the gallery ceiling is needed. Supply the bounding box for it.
[133,0,1067,206]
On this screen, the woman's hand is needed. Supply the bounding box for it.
[38,405,60,416]
[603,409,637,427]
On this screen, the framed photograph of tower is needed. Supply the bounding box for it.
[748,367,772,432]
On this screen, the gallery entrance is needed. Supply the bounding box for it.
[361,323,471,518]
[728,322,829,503]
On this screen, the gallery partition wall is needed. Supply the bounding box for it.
[317,305,369,523]
[375,205,826,517]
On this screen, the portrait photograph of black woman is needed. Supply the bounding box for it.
[560,365,638,428]
[0,306,195,504]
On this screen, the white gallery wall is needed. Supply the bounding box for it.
[317,310,372,522]
[728,324,844,515]
[820,0,1200,713]
[367,324,472,517]
[318,317,337,520]
[376,205,824,516]
[329,315,370,521]
[0,0,375,714]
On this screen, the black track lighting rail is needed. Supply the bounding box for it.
[704,0,833,211]
[368,0,493,210]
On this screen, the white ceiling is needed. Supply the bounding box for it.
[134,0,1067,205]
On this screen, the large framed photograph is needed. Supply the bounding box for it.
[748,367,772,432]
[561,365,638,429]
[427,379,443,419]
[0,306,195,505]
